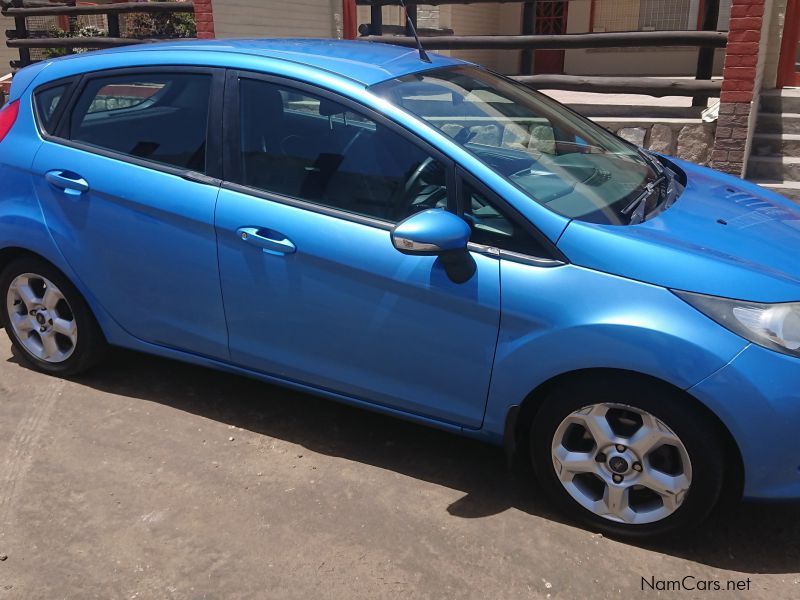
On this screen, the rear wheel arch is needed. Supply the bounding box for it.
[0,251,107,374]
[0,248,103,336]
[507,368,744,502]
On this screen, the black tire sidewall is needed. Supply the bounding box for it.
[0,256,104,376]
[531,374,725,539]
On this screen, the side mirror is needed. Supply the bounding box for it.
[391,209,470,256]
[391,209,476,283]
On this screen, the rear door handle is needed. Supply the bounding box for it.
[237,227,296,255]
[45,170,89,196]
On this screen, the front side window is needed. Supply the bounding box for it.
[373,67,666,225]
[69,73,211,172]
[238,78,448,222]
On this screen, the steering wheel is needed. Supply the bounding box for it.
[396,157,448,220]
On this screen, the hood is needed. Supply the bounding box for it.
[557,159,800,303]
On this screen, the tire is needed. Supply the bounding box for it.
[530,374,725,540]
[1,256,106,376]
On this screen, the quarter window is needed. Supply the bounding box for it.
[34,83,69,134]
[238,78,448,222]
[69,73,211,172]
[462,180,547,257]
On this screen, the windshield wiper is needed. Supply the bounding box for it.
[638,148,664,176]
[621,175,666,225]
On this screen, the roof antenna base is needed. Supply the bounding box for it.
[399,0,432,64]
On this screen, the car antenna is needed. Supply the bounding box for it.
[398,0,431,64]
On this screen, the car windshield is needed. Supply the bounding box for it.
[372,66,662,225]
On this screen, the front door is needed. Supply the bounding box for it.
[31,68,229,359]
[215,73,501,428]
[778,0,800,87]
[534,0,569,74]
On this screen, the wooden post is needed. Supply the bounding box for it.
[777,0,800,87]
[11,0,31,68]
[342,0,357,39]
[370,4,383,35]
[693,0,720,106]
[107,14,121,38]
[520,1,536,74]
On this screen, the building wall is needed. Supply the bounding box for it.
[357,3,521,74]
[446,3,521,73]
[212,0,339,39]
[563,0,725,76]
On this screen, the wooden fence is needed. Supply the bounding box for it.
[1,0,195,70]
[357,0,725,103]
[2,0,727,104]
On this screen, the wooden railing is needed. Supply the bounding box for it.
[1,0,195,70]
[357,0,725,103]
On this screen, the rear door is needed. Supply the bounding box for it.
[31,67,229,359]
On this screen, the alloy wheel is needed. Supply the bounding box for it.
[551,402,692,525]
[5,273,78,363]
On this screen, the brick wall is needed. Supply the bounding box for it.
[710,0,766,176]
[194,0,215,39]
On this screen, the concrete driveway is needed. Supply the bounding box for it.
[0,339,798,599]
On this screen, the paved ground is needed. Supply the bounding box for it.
[1,339,799,599]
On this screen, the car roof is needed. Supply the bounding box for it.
[81,38,467,86]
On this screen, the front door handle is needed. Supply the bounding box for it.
[237,227,296,255]
[45,170,89,197]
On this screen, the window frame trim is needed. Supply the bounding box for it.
[456,166,567,266]
[32,76,80,137]
[223,69,458,230]
[38,65,225,184]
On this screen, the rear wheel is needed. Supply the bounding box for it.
[531,376,725,539]
[1,257,105,376]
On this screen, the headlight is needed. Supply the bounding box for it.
[674,291,800,358]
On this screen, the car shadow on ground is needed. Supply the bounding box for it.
[10,347,800,575]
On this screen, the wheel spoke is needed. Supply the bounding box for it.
[9,312,34,333]
[628,413,680,456]
[11,278,39,309]
[42,285,62,311]
[39,331,61,361]
[40,331,62,360]
[553,446,597,482]
[603,483,632,523]
[638,469,690,510]
[53,318,77,343]
[569,406,618,447]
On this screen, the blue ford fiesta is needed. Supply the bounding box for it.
[0,39,798,538]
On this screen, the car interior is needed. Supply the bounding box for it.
[239,80,448,222]
[69,74,211,173]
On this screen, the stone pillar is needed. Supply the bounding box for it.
[710,0,766,176]
[194,0,216,39]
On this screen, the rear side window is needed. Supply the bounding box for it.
[34,84,69,134]
[68,73,211,172]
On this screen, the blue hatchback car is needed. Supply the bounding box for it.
[0,39,798,538]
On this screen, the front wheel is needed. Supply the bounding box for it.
[1,256,106,376]
[530,376,726,539]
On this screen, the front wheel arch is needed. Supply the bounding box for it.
[507,368,744,504]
